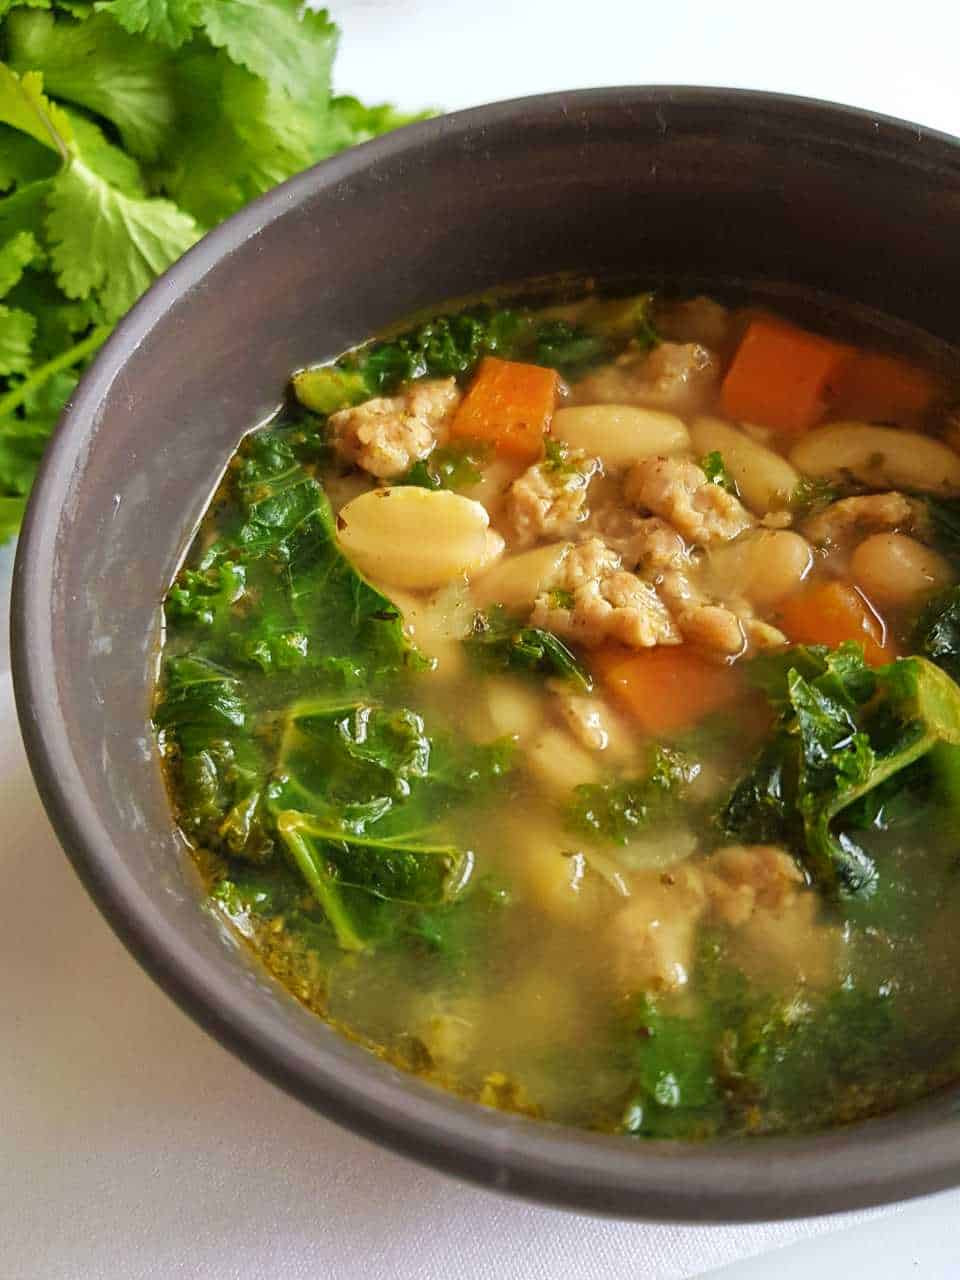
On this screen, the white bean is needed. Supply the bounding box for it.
[468,457,526,522]
[690,416,799,514]
[336,487,492,589]
[790,422,960,494]
[381,582,473,675]
[519,845,588,921]
[526,726,601,795]
[552,404,689,470]
[708,530,813,607]
[471,541,571,610]
[485,677,545,741]
[850,533,953,607]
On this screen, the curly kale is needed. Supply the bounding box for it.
[719,643,960,895]
[464,605,592,692]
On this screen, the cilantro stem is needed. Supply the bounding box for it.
[0,324,111,418]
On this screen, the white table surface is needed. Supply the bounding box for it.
[5,2,960,1274]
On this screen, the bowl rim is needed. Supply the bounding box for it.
[12,85,960,1222]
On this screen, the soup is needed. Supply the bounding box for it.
[155,286,960,1138]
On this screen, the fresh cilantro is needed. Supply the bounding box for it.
[91,0,204,49]
[699,450,737,494]
[542,437,582,475]
[0,6,427,540]
[48,160,200,320]
[5,9,176,159]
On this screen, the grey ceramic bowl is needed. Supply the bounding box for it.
[12,87,960,1222]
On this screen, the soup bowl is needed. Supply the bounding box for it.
[12,87,960,1222]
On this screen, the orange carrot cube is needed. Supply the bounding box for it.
[449,357,559,462]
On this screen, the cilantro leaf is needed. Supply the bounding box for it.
[46,157,199,319]
[0,304,35,374]
[0,229,41,295]
[5,9,176,160]
[326,95,432,148]
[65,109,147,195]
[155,47,324,227]
[199,0,337,102]
[0,1,54,17]
[699,450,737,494]
[0,125,59,191]
[93,0,203,47]
[5,269,100,361]
[0,178,55,240]
[0,8,426,543]
[0,63,73,152]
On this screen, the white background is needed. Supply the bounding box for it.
[3,1,960,1275]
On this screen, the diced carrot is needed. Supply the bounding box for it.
[830,350,940,425]
[449,356,559,462]
[777,581,896,667]
[720,315,854,435]
[592,644,743,737]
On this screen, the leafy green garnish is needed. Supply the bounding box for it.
[699,450,737,494]
[464,604,592,692]
[347,308,526,397]
[542,437,587,476]
[789,475,843,519]
[0,4,425,540]
[154,654,272,862]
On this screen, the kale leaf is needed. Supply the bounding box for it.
[464,605,592,692]
[914,585,960,683]
[616,939,909,1137]
[395,440,488,492]
[291,293,663,416]
[275,810,470,953]
[569,746,699,845]
[348,307,526,398]
[720,643,960,895]
[154,655,273,862]
[619,994,721,1138]
[530,318,608,376]
[167,425,422,686]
